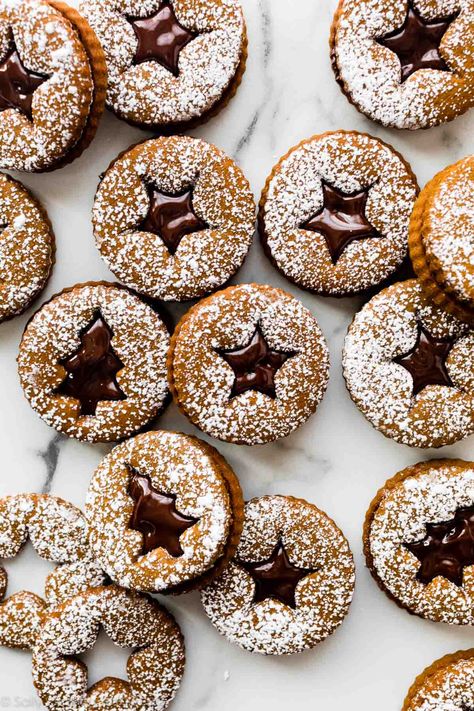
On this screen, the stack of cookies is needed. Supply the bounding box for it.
[0,0,473,709]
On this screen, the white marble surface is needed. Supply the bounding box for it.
[0,0,473,708]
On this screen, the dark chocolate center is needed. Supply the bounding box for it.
[127,467,199,557]
[0,39,49,120]
[376,1,459,83]
[405,505,474,587]
[54,311,126,416]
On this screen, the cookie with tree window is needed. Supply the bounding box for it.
[17,282,170,443]
[403,649,474,710]
[80,0,247,132]
[201,495,355,655]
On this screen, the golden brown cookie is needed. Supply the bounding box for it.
[32,585,185,711]
[0,172,54,322]
[168,283,330,445]
[330,0,474,130]
[410,155,474,325]
[259,130,419,296]
[201,495,355,655]
[403,649,474,710]
[0,0,107,172]
[17,282,170,443]
[343,279,474,448]
[0,493,105,650]
[364,459,474,624]
[86,430,244,594]
[93,136,256,302]
[80,0,247,132]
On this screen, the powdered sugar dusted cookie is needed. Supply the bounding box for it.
[86,430,243,593]
[32,585,185,710]
[410,155,474,325]
[0,493,105,650]
[17,282,170,443]
[0,172,54,322]
[259,131,419,296]
[403,649,474,710]
[343,279,474,448]
[201,495,355,655]
[330,0,474,130]
[93,136,256,302]
[365,459,474,624]
[80,0,247,131]
[168,283,330,445]
[0,0,106,171]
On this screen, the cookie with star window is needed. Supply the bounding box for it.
[17,281,170,443]
[364,459,474,624]
[259,131,419,297]
[0,0,106,171]
[168,283,330,445]
[343,279,474,448]
[403,649,474,710]
[80,0,247,132]
[85,430,244,594]
[93,136,256,302]
[330,0,474,130]
[410,156,474,326]
[201,495,355,655]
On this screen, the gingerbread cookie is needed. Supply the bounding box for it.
[403,649,474,710]
[86,430,243,594]
[168,283,330,445]
[201,495,355,655]
[32,585,185,711]
[343,279,474,447]
[365,459,474,624]
[0,0,106,172]
[0,172,54,322]
[93,136,256,302]
[259,131,419,296]
[330,0,474,130]
[410,155,474,325]
[80,0,247,132]
[0,493,105,650]
[17,282,170,443]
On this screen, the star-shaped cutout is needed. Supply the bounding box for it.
[127,1,198,76]
[0,39,49,120]
[128,467,199,557]
[239,539,318,609]
[393,321,455,397]
[376,1,459,83]
[300,181,381,264]
[405,505,474,587]
[54,311,126,416]
[216,324,298,400]
[138,185,208,255]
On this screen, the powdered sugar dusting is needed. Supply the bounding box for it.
[405,655,474,710]
[201,495,355,655]
[93,136,256,302]
[343,279,474,447]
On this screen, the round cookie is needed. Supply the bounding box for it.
[259,130,419,297]
[168,283,330,445]
[410,156,474,325]
[0,493,105,650]
[80,0,247,132]
[201,495,355,655]
[93,136,256,302]
[403,649,474,710]
[330,0,474,130]
[364,459,474,624]
[32,585,185,711]
[0,0,107,172]
[0,172,54,322]
[17,282,170,443]
[86,430,244,594]
[343,279,474,448]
